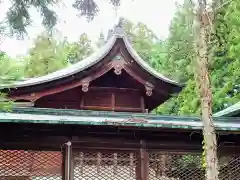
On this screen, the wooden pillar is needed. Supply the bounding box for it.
[136,140,149,180]
[64,141,72,180]
[140,96,145,113]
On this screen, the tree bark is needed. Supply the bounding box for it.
[195,0,219,180]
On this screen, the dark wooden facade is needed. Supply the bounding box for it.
[34,72,147,113]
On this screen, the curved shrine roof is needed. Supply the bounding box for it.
[5,25,183,89]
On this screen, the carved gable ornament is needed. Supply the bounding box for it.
[112,54,125,75]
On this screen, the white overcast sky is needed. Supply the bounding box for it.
[0,0,180,57]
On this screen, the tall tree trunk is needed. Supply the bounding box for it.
[195,0,219,180]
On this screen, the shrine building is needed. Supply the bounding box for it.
[0,22,240,180]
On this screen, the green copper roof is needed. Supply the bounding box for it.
[214,102,240,117]
[0,107,239,131]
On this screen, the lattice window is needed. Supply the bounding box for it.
[0,150,62,180]
[73,151,137,180]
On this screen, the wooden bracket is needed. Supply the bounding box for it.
[114,64,123,75]
[145,83,154,96]
[82,82,90,92]
[112,60,125,75]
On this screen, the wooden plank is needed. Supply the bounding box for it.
[81,105,143,112]
[89,87,139,92]
[140,96,145,113]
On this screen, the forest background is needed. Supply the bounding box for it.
[0,0,239,115]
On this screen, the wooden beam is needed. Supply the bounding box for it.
[89,86,139,92]
[80,105,143,112]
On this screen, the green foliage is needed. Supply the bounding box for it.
[0,54,24,84]
[164,0,195,82]
[0,51,24,110]
[4,0,121,37]
[24,32,93,77]
[121,19,159,63]
[6,0,58,37]
[24,33,69,77]
[66,33,93,64]
[0,92,13,111]
[154,0,239,115]
[210,0,240,112]
[0,31,93,108]
[153,0,199,116]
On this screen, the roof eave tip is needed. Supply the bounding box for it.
[180,82,186,88]
[172,83,185,94]
[172,81,185,88]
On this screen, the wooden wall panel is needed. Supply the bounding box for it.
[35,100,80,109]
[34,85,145,112]
[115,91,141,108]
[83,91,112,107]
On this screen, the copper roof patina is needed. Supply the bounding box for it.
[0,107,239,131]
